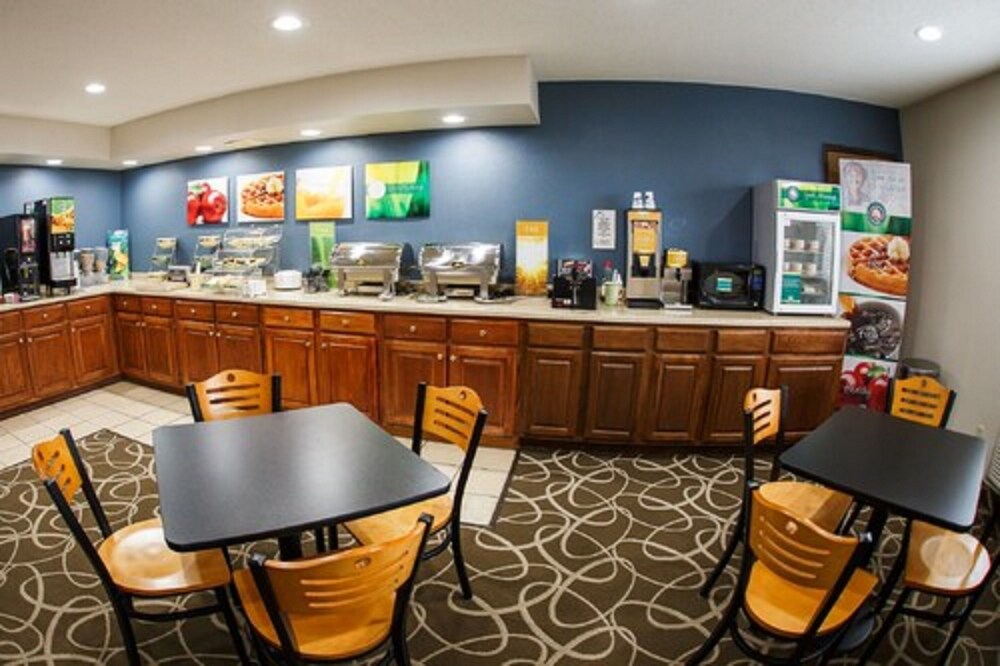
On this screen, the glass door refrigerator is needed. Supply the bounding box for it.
[752,180,841,315]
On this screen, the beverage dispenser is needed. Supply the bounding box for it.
[29,197,76,293]
[625,208,662,308]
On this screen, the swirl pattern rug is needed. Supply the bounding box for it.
[0,430,996,664]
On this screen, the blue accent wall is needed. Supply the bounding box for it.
[0,166,122,247]
[10,82,902,279]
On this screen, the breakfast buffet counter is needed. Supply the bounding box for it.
[0,283,849,449]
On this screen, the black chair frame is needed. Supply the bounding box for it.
[39,429,248,666]
[690,482,875,665]
[700,385,788,597]
[245,513,433,666]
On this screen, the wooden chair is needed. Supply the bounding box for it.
[859,380,997,665]
[234,514,433,665]
[345,383,487,599]
[187,369,328,553]
[689,488,877,665]
[887,375,956,428]
[32,429,248,666]
[700,387,854,596]
[186,368,282,422]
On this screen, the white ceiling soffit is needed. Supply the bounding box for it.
[1,56,538,169]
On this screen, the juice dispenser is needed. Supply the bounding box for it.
[625,208,662,308]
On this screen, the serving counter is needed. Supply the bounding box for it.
[0,283,848,448]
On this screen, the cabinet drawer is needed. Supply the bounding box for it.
[113,294,142,313]
[771,329,846,355]
[67,296,109,320]
[318,311,376,335]
[23,304,66,328]
[142,298,173,317]
[716,329,769,353]
[592,326,649,351]
[450,318,519,346]
[0,311,21,335]
[262,306,314,330]
[383,315,447,341]
[656,327,712,353]
[526,323,586,348]
[176,299,215,321]
[216,302,259,325]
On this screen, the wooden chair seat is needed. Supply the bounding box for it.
[97,518,232,596]
[744,561,877,638]
[346,494,452,546]
[904,520,992,595]
[759,481,854,532]
[233,564,394,661]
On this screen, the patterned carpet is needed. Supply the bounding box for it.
[0,430,996,665]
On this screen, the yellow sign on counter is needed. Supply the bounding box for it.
[515,219,549,296]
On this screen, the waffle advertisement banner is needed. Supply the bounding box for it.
[515,220,549,295]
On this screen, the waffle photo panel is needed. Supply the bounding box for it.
[840,231,910,299]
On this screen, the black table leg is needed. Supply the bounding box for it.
[872,518,912,614]
[860,506,889,566]
[277,534,304,560]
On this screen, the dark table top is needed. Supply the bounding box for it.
[780,407,988,532]
[153,403,450,551]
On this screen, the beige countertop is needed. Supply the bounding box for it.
[1,281,849,329]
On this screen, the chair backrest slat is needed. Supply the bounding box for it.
[32,433,83,503]
[420,386,484,451]
[744,388,782,446]
[888,376,955,428]
[190,370,278,421]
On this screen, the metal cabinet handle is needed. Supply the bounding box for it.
[450,354,457,362]
[231,311,239,318]
[409,325,417,333]
[85,305,91,311]
[341,319,349,326]
[479,329,487,337]
[26,337,33,343]
[151,305,157,310]
[42,313,48,319]
[18,337,24,344]
[436,353,444,361]
[284,315,290,322]
[189,308,196,314]
[305,341,312,348]
[320,343,328,349]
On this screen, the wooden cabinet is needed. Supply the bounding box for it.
[113,298,179,388]
[177,303,263,384]
[521,347,585,439]
[24,323,75,398]
[176,319,219,384]
[317,333,378,419]
[584,351,648,441]
[142,315,179,387]
[380,339,447,428]
[0,331,33,411]
[216,323,263,374]
[701,354,767,443]
[448,344,518,438]
[263,327,316,409]
[643,353,711,443]
[116,311,147,379]
[69,314,118,384]
[767,355,842,438]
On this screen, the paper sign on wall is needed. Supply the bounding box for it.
[592,209,616,250]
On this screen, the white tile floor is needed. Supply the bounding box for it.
[0,382,515,526]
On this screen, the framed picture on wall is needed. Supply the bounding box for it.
[823,144,898,183]
[236,171,286,222]
[186,177,229,225]
[295,166,352,220]
[365,160,430,219]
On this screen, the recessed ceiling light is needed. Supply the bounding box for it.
[442,114,466,125]
[84,82,106,94]
[272,15,303,31]
[122,159,138,167]
[195,145,213,153]
[300,128,322,137]
[916,25,943,42]
[46,159,63,166]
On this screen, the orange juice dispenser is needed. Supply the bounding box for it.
[625,208,662,308]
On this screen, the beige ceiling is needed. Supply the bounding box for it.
[1,0,998,127]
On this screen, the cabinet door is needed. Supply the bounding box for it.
[766,355,842,438]
[177,319,219,385]
[264,328,317,409]
[380,339,447,429]
[0,334,33,411]
[70,314,118,385]
[521,348,585,439]
[583,351,647,441]
[116,312,147,379]
[216,324,263,375]
[317,333,378,419]
[448,344,517,437]
[643,353,711,443]
[701,354,767,443]
[143,315,180,387]
[25,324,75,398]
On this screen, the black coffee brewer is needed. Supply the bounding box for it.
[551,259,597,309]
[0,214,42,300]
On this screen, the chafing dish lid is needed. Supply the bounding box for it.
[419,243,500,272]
[330,242,403,268]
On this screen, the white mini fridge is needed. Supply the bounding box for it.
[752,180,841,315]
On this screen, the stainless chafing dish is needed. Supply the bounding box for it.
[330,242,402,300]
[418,242,501,302]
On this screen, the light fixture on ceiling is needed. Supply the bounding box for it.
[442,114,467,125]
[46,159,63,166]
[84,82,106,95]
[916,25,943,42]
[195,145,213,153]
[300,128,322,137]
[272,14,303,31]
[122,159,138,167]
